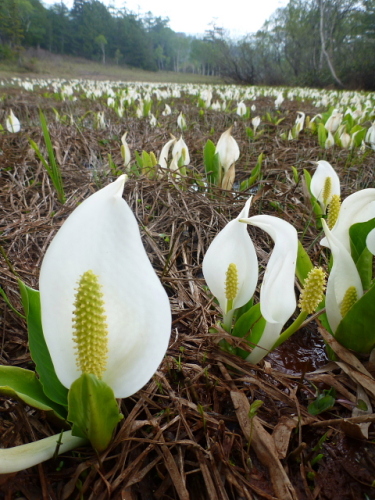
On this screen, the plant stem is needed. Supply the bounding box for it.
[273,311,308,349]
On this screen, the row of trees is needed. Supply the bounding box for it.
[216,0,375,89]
[0,0,374,89]
[0,0,221,73]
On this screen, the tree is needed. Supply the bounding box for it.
[95,33,107,64]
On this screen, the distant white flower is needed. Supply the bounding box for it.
[274,93,284,109]
[149,113,157,127]
[310,160,340,213]
[215,127,240,174]
[325,111,343,134]
[162,104,172,116]
[252,116,261,133]
[177,112,186,130]
[120,132,131,168]
[5,110,20,133]
[236,101,247,117]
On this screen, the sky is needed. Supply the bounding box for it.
[42,0,289,38]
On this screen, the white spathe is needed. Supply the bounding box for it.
[39,175,171,399]
[215,127,240,173]
[310,160,340,212]
[240,215,298,364]
[121,132,131,167]
[172,135,190,166]
[321,188,375,253]
[321,220,363,333]
[5,109,21,133]
[202,198,258,319]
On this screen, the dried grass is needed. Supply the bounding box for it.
[1,85,375,499]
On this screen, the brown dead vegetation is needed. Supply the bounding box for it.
[1,84,375,499]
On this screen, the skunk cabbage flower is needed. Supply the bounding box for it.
[215,126,240,174]
[236,101,247,117]
[177,112,186,130]
[149,113,157,127]
[120,132,131,168]
[321,220,363,333]
[325,130,335,149]
[202,198,258,328]
[162,104,172,116]
[252,116,261,133]
[325,111,343,134]
[340,131,351,149]
[158,135,176,170]
[274,93,284,109]
[172,135,190,166]
[310,160,340,213]
[321,188,375,253]
[5,109,20,133]
[240,216,298,364]
[39,175,171,398]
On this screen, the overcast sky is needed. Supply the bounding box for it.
[42,0,289,37]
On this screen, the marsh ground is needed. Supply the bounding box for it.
[1,77,375,500]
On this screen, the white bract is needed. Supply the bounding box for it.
[120,132,131,167]
[158,135,176,170]
[310,160,340,212]
[215,126,240,173]
[321,188,375,253]
[5,109,20,133]
[39,175,171,398]
[321,220,363,333]
[177,112,186,130]
[172,135,190,167]
[202,198,258,327]
[236,101,247,117]
[252,116,261,133]
[240,216,298,364]
[325,111,343,133]
[162,104,172,116]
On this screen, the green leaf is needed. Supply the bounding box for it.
[245,127,254,139]
[68,373,123,452]
[291,166,299,184]
[343,113,354,132]
[232,303,266,359]
[351,127,366,148]
[335,283,375,353]
[318,123,327,148]
[0,286,25,318]
[296,240,313,285]
[239,153,263,191]
[18,280,68,407]
[38,110,65,203]
[141,150,152,168]
[349,218,375,290]
[0,366,66,419]
[308,388,336,416]
[233,297,254,322]
[135,150,143,169]
[303,168,312,191]
[203,140,220,186]
[303,168,323,222]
